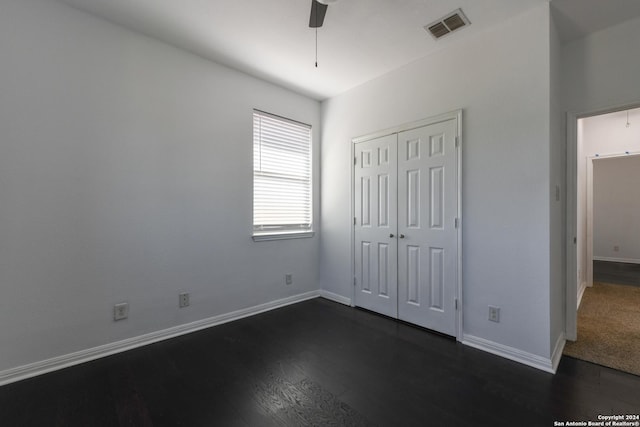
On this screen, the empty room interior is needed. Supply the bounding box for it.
[1,0,640,425]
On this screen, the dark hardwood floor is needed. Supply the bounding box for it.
[1,298,638,426]
[594,260,640,287]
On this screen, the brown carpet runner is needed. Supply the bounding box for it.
[564,282,640,376]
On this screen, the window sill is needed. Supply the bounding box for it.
[252,232,315,242]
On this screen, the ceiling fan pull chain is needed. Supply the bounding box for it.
[309,0,331,68]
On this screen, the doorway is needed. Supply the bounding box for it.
[587,153,640,287]
[351,111,462,339]
[566,105,640,340]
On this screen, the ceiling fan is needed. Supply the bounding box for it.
[309,0,338,28]
[308,0,338,67]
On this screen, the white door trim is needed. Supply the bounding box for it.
[586,155,594,290]
[350,135,356,307]
[352,111,461,145]
[350,109,463,341]
[565,102,640,341]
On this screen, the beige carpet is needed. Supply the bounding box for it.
[564,282,640,376]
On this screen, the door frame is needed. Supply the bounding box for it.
[566,102,640,341]
[350,109,463,341]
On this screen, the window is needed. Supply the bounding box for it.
[253,110,312,240]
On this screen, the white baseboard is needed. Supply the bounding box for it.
[577,281,587,308]
[0,290,321,387]
[551,333,566,373]
[319,289,351,306]
[462,334,556,374]
[593,256,640,265]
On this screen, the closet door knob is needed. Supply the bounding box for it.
[390,233,395,238]
[399,234,405,239]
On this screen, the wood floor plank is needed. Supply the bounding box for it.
[1,297,639,426]
[594,260,640,286]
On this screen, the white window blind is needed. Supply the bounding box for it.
[253,110,312,236]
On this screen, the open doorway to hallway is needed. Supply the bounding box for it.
[565,106,640,375]
[591,154,640,288]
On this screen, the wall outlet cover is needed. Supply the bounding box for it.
[179,293,190,308]
[488,305,500,323]
[114,302,129,321]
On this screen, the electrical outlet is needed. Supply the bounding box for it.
[614,245,620,252]
[489,306,500,323]
[285,274,293,285]
[179,293,190,308]
[114,302,129,321]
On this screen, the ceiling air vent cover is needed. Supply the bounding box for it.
[425,8,470,40]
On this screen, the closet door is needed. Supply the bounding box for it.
[397,119,458,336]
[354,134,398,318]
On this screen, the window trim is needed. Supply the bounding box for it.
[252,231,315,242]
[252,109,313,241]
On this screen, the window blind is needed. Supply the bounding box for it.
[253,110,312,235]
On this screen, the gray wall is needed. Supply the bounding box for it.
[562,15,640,114]
[320,4,554,359]
[0,0,320,373]
[593,156,640,262]
[562,14,640,338]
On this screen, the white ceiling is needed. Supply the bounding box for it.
[58,0,640,101]
[583,106,640,128]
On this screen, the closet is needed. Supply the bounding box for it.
[353,113,461,336]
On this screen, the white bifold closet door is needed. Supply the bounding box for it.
[354,118,458,336]
[354,134,399,318]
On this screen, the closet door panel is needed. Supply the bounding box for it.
[397,120,458,336]
[354,134,398,317]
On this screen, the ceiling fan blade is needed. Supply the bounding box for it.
[309,0,328,28]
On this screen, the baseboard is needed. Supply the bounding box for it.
[319,289,351,306]
[593,256,640,265]
[577,281,587,308]
[551,332,566,373]
[0,290,321,387]
[462,334,555,374]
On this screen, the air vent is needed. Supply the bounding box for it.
[428,22,450,39]
[425,8,470,40]
[443,13,466,31]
